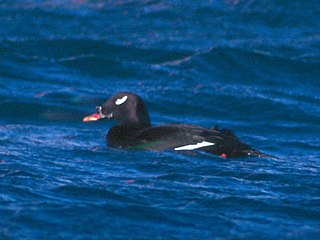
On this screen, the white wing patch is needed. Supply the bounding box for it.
[174,141,215,151]
[115,96,128,105]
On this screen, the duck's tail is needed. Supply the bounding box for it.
[247,149,278,159]
[212,125,277,159]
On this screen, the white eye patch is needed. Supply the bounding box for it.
[115,95,128,105]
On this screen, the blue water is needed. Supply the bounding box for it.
[1,0,319,239]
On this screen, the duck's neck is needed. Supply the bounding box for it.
[122,121,151,128]
[107,122,150,148]
[127,105,151,127]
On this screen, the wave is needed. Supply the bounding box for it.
[0,95,88,123]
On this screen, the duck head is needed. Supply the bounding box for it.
[83,92,151,127]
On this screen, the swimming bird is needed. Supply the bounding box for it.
[83,92,271,158]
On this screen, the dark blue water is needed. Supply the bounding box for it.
[1,0,319,239]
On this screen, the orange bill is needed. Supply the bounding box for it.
[83,113,101,122]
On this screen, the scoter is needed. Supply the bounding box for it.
[83,92,271,158]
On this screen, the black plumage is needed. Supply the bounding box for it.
[84,92,271,158]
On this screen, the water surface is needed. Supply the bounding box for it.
[0,1,319,239]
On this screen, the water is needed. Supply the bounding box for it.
[0,0,319,239]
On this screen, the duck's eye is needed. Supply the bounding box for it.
[115,96,128,105]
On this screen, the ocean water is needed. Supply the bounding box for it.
[0,0,319,239]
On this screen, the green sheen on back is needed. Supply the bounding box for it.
[130,140,163,150]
